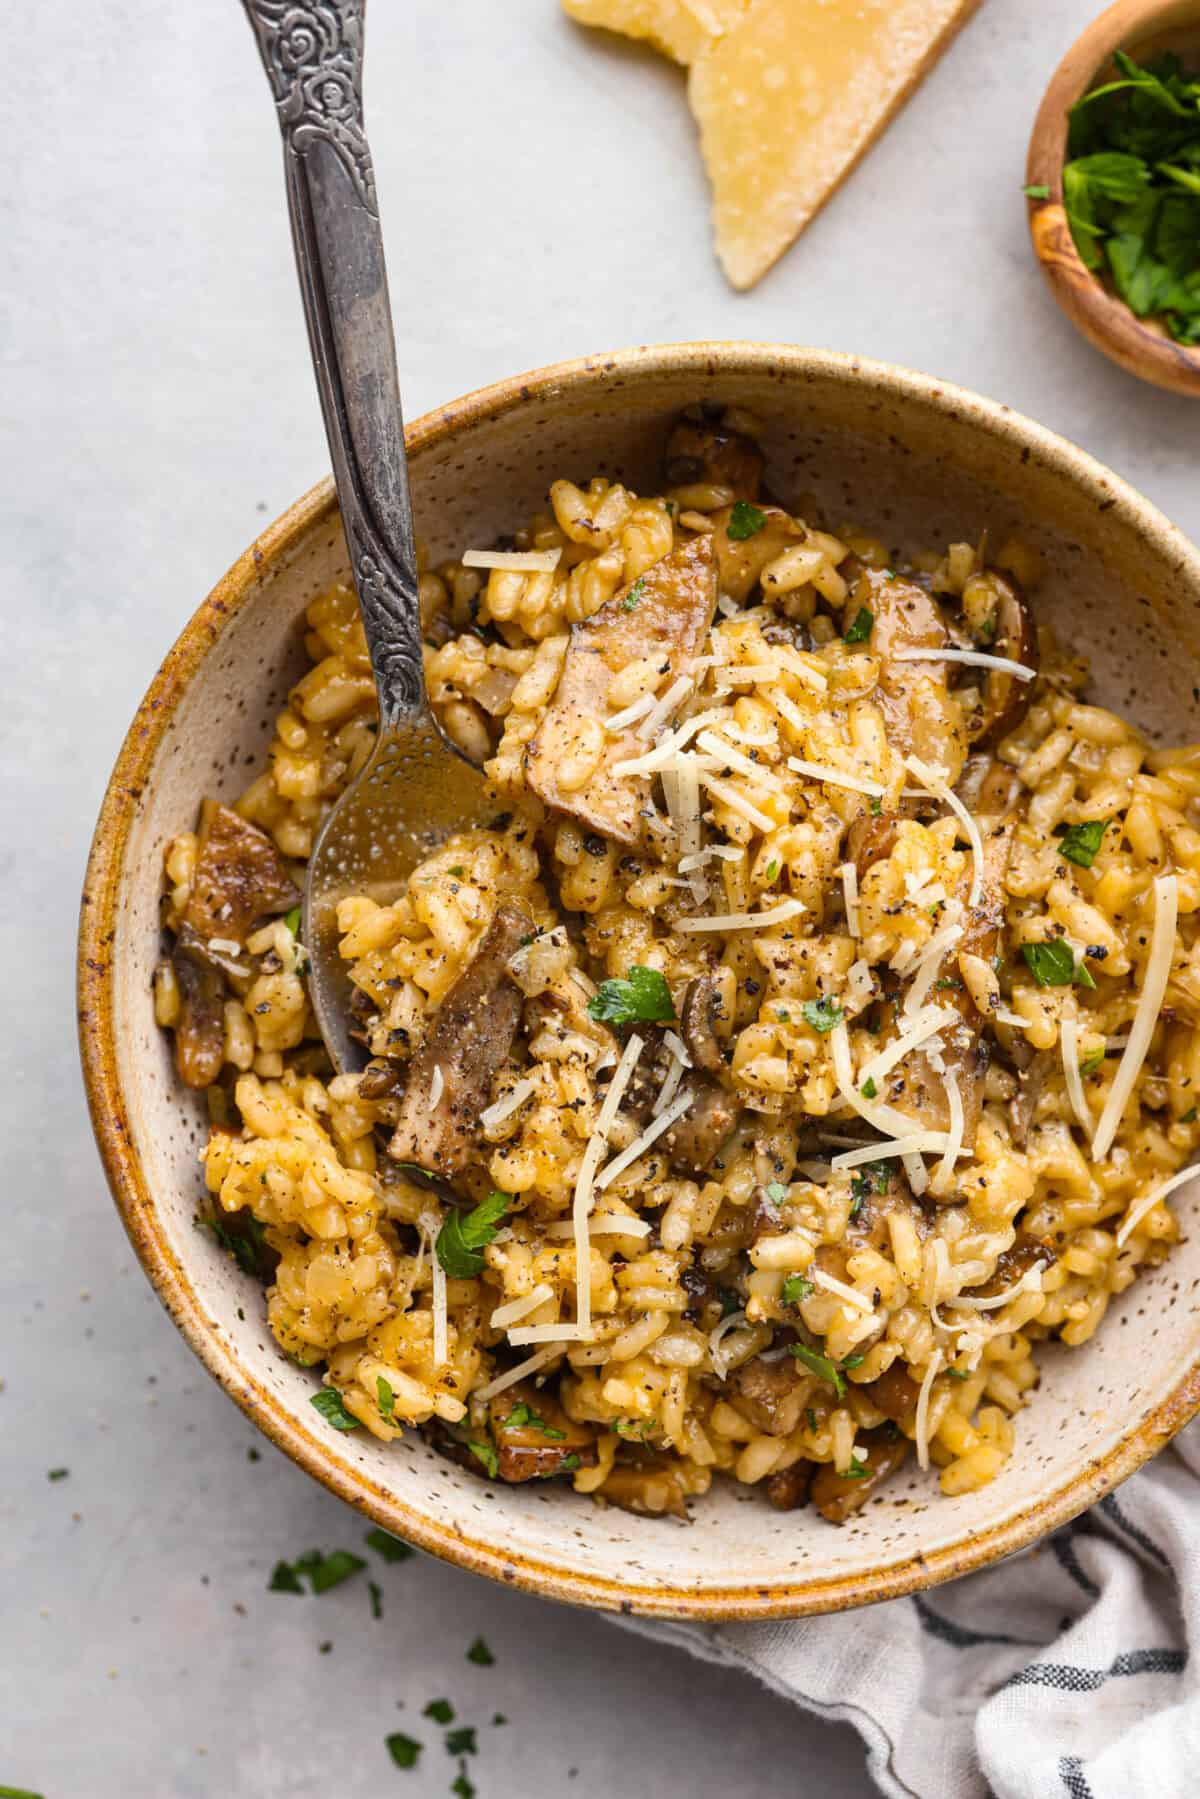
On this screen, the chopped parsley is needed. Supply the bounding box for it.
[587,965,675,1027]
[842,1353,865,1371]
[782,1274,814,1305]
[850,1159,894,1216]
[436,1190,512,1279]
[620,577,647,612]
[727,500,767,540]
[869,795,883,816]
[1079,1047,1106,1076]
[368,1579,383,1619]
[764,858,780,883]
[424,1700,455,1725]
[861,1076,878,1099]
[802,997,843,1034]
[376,1376,395,1424]
[447,865,466,878]
[1023,181,1051,199]
[790,1342,848,1399]
[269,1549,366,1595]
[46,1468,69,1482]
[466,1636,495,1666]
[445,1728,478,1757]
[1182,1106,1198,1123]
[843,607,874,645]
[500,1401,563,1440]
[310,1387,359,1431]
[946,1366,970,1380]
[365,1527,414,1563]
[0,1789,45,1799]
[467,1438,499,1479]
[284,905,302,935]
[764,1180,788,1206]
[842,1456,870,1480]
[451,1770,476,1799]
[206,1211,267,1278]
[1022,940,1096,989]
[1057,818,1109,869]
[385,1732,422,1770]
[558,1454,582,1474]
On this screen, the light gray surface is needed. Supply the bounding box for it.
[3,2,1198,1795]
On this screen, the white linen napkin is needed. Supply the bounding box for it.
[615,1420,1200,1798]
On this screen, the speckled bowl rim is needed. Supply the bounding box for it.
[79,341,1200,1620]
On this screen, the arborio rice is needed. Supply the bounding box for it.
[157,406,1200,1523]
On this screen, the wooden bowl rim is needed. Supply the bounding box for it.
[78,340,1200,1619]
[1025,0,1200,397]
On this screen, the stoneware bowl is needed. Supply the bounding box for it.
[1026,0,1200,398]
[79,342,1200,1620]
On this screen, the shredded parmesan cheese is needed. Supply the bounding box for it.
[636,674,694,741]
[840,862,861,937]
[545,1214,652,1240]
[1115,1162,1200,1250]
[1092,874,1179,1162]
[892,647,1037,680]
[427,1219,448,1369]
[786,756,885,799]
[461,546,562,573]
[1059,1007,1092,1134]
[699,771,776,833]
[847,958,873,1006]
[829,1020,952,1149]
[596,1033,645,1138]
[479,1077,537,1132]
[473,1342,567,1402]
[905,754,984,909]
[903,1150,929,1196]
[428,1064,445,1111]
[936,1067,964,1184]
[594,1089,694,1191]
[831,1132,960,1170]
[675,898,806,934]
[808,1266,875,1315]
[570,1136,605,1339]
[604,692,657,734]
[508,1322,589,1346]
[490,1283,556,1331]
[953,1267,1044,1312]
[914,1351,943,1471]
[855,1004,959,1091]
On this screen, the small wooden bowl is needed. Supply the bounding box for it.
[1027,0,1200,397]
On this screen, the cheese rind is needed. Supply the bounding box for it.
[687,0,983,289]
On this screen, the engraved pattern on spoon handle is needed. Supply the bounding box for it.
[240,0,424,727]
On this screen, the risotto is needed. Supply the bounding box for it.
[156,406,1200,1523]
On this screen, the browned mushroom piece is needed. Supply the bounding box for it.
[183,800,299,943]
[357,1059,405,1101]
[487,1381,598,1482]
[765,1461,815,1511]
[664,406,765,499]
[386,902,532,1178]
[171,942,226,1089]
[680,974,728,1075]
[1009,1049,1052,1150]
[845,810,900,882]
[811,1426,911,1523]
[524,536,718,846]
[970,571,1039,749]
[955,751,1022,816]
[849,568,968,773]
[664,1078,740,1175]
[974,1239,1051,1298]
[728,1352,809,1437]
[598,1458,694,1519]
[861,1362,921,1426]
[710,502,801,602]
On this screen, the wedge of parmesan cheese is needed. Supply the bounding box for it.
[689,0,983,289]
[563,0,750,65]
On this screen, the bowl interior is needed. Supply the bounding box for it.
[95,348,1200,1615]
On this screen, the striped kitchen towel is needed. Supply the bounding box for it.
[616,1419,1200,1798]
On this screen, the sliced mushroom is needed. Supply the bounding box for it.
[664,1078,740,1174]
[680,974,728,1076]
[598,1457,693,1519]
[171,941,226,1089]
[969,570,1038,748]
[387,902,531,1178]
[710,503,801,602]
[845,810,899,883]
[728,1352,808,1437]
[184,800,299,943]
[861,1362,921,1426]
[664,406,765,498]
[487,1381,597,1482]
[811,1426,910,1523]
[765,1461,815,1511]
[524,535,718,845]
[955,752,1022,816]
[1009,1049,1052,1150]
[851,568,968,774]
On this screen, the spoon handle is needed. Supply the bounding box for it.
[240,0,423,729]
